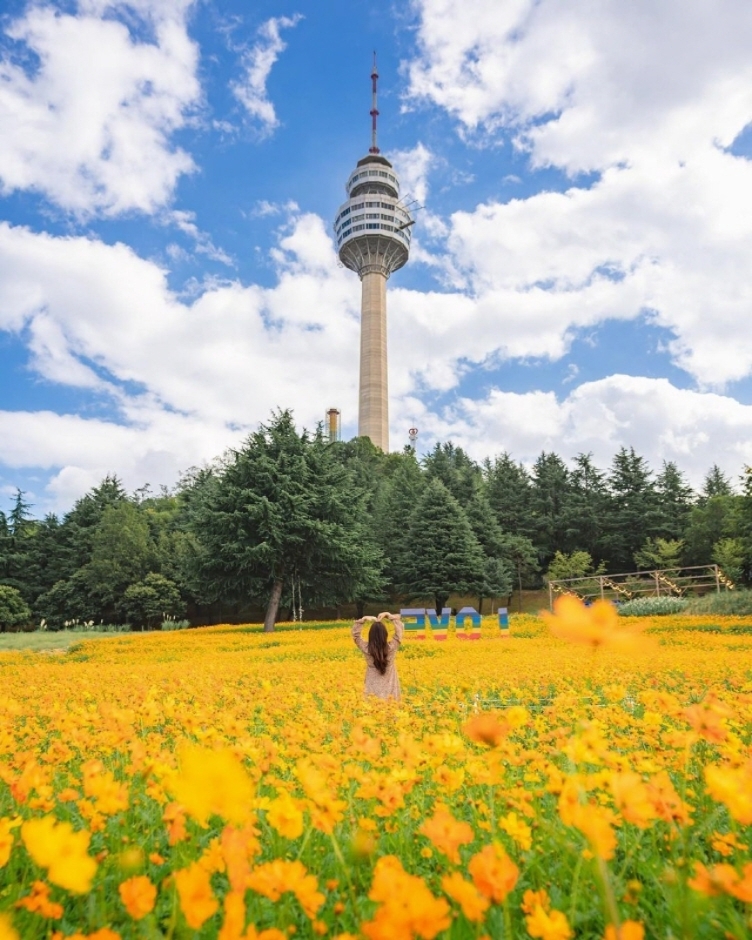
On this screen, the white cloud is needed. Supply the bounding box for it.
[402,0,752,387]
[401,375,752,487]
[0,0,200,216]
[232,15,301,132]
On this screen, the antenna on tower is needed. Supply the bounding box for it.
[369,51,380,154]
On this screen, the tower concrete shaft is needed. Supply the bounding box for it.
[334,61,413,452]
[359,270,388,449]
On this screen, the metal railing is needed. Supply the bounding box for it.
[547,564,734,609]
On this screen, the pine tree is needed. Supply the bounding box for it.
[399,479,484,611]
[603,448,661,572]
[528,452,573,564]
[566,453,609,561]
[191,411,380,631]
[484,453,532,538]
[702,465,733,500]
[371,454,425,594]
[423,442,482,506]
[655,461,695,541]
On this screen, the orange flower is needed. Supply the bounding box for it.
[0,817,19,868]
[15,880,64,919]
[419,804,474,864]
[468,844,519,903]
[247,859,324,919]
[266,792,304,840]
[603,922,644,940]
[462,712,511,747]
[688,861,752,903]
[218,891,245,940]
[21,816,97,894]
[542,596,646,652]
[362,855,451,940]
[118,875,156,920]
[521,889,550,916]
[174,861,219,930]
[441,871,489,922]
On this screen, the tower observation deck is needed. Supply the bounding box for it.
[334,57,413,451]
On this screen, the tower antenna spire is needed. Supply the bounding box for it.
[369,51,380,154]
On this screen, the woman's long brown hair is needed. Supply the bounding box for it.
[367,620,389,675]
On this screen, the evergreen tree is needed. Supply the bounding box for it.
[371,454,425,595]
[423,442,482,506]
[566,454,609,561]
[484,453,532,537]
[399,479,484,611]
[655,461,694,541]
[702,465,734,500]
[191,411,379,631]
[476,557,513,614]
[466,489,506,559]
[603,448,660,572]
[0,490,35,599]
[528,452,573,564]
[738,466,752,585]
[498,534,540,612]
[683,495,740,567]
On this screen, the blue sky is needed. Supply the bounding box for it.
[2,0,752,512]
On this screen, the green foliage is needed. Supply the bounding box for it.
[399,479,484,611]
[684,588,752,615]
[6,412,752,631]
[617,596,688,616]
[603,447,661,572]
[0,584,32,631]
[711,537,745,585]
[546,550,605,582]
[122,573,184,629]
[189,410,382,631]
[633,537,685,571]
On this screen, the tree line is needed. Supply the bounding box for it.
[1,410,751,632]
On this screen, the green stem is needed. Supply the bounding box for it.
[568,853,583,927]
[596,856,621,934]
[503,896,513,938]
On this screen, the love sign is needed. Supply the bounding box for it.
[399,608,509,640]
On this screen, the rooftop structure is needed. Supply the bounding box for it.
[334,56,413,451]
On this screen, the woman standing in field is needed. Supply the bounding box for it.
[352,612,404,701]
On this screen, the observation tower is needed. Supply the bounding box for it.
[334,56,413,451]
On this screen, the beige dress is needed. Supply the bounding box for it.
[352,620,404,701]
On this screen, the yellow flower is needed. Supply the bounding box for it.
[500,812,533,851]
[525,904,573,940]
[266,792,304,840]
[171,745,255,827]
[118,875,156,920]
[174,861,219,930]
[704,763,752,825]
[21,816,97,894]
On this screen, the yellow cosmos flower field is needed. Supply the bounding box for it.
[1,606,752,939]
